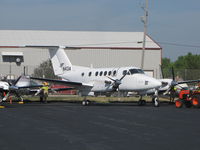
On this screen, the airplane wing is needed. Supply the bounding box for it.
[17,85,43,89]
[50,87,75,92]
[177,79,200,84]
[30,77,93,89]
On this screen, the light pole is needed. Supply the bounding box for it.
[141,0,148,69]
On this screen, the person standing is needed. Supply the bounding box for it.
[35,82,49,103]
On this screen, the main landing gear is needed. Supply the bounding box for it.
[138,96,146,106]
[82,97,91,106]
[138,95,160,107]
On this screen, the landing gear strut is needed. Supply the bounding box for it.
[152,96,160,107]
[138,96,146,106]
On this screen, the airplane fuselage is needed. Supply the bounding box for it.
[59,66,162,94]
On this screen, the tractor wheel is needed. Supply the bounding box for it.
[175,99,183,108]
[192,95,200,108]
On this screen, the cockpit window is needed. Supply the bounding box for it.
[137,69,145,74]
[129,69,144,75]
[123,70,127,75]
[123,70,131,75]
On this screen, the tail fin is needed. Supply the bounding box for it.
[49,47,72,76]
[14,75,31,87]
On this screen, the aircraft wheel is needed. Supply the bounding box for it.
[82,100,90,106]
[152,96,160,107]
[138,100,146,106]
[82,100,87,106]
[86,100,90,105]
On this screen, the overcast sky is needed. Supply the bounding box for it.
[0,0,200,61]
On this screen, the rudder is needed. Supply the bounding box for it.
[49,47,72,76]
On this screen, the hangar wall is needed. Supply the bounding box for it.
[0,48,161,79]
[0,30,162,79]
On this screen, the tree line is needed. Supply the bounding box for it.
[162,53,200,80]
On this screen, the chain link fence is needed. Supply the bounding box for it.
[163,69,200,80]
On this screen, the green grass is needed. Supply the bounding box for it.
[10,95,171,103]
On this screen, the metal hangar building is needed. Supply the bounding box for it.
[0,30,162,79]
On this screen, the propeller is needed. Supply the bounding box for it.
[164,67,200,101]
[107,73,127,91]
[164,67,176,91]
[160,64,165,79]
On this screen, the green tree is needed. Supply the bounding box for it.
[32,59,57,79]
[162,53,200,80]
[174,53,200,69]
[174,53,200,80]
[161,58,173,78]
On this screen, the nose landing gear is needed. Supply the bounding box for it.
[152,96,160,107]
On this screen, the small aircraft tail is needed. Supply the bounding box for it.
[49,47,72,76]
[14,75,39,88]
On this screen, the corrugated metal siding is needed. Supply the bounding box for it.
[66,49,143,68]
[0,48,161,78]
[0,30,161,49]
[0,30,162,79]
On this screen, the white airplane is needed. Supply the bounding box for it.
[27,45,162,106]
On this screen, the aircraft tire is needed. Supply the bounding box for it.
[82,100,87,106]
[138,100,146,106]
[86,100,90,105]
[82,100,90,106]
[153,96,160,107]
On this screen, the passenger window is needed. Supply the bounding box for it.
[104,71,107,76]
[108,71,112,76]
[113,70,117,76]
[100,71,103,76]
[95,71,98,76]
[81,72,84,77]
[88,72,92,76]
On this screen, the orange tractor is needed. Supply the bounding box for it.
[175,89,200,108]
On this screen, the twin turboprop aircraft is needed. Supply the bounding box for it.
[27,45,162,106]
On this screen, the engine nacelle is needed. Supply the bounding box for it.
[0,81,9,90]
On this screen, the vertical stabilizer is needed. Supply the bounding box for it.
[49,47,72,76]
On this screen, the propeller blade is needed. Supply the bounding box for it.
[160,64,165,79]
[172,67,175,81]
[119,73,127,81]
[163,86,171,95]
[106,73,127,92]
[107,76,116,82]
